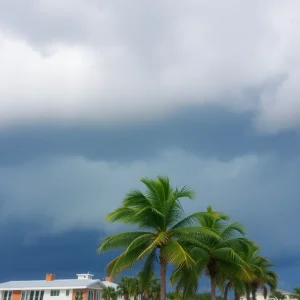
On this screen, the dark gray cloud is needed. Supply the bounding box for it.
[0,0,299,291]
[0,0,300,132]
[0,107,299,166]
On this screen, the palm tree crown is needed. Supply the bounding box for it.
[171,207,253,300]
[98,176,219,300]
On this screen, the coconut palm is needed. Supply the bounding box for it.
[270,291,286,300]
[149,280,161,300]
[294,288,300,299]
[117,277,131,300]
[98,176,220,300]
[221,242,277,300]
[102,286,117,300]
[138,270,159,300]
[248,256,277,300]
[128,277,140,300]
[117,276,140,300]
[171,207,253,300]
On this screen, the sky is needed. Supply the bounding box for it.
[0,0,300,293]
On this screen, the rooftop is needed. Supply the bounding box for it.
[0,274,107,291]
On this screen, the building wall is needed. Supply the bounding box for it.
[44,289,73,300]
[241,292,297,300]
[0,289,103,300]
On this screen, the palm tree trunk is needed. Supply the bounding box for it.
[234,291,240,300]
[224,282,231,300]
[252,290,256,300]
[210,277,216,300]
[160,251,167,300]
[246,290,251,300]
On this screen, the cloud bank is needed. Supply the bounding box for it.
[0,148,297,257]
[0,0,300,132]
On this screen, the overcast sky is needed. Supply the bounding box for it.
[0,0,300,292]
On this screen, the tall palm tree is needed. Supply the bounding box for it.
[102,286,117,300]
[117,277,131,300]
[117,276,140,300]
[128,277,140,300]
[98,176,220,300]
[149,280,161,300]
[270,291,286,300]
[138,270,159,300]
[225,249,277,300]
[294,288,300,299]
[248,254,277,300]
[171,207,253,300]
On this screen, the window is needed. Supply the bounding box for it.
[3,291,12,300]
[88,291,94,300]
[20,291,43,300]
[50,291,60,297]
[66,290,70,296]
[96,291,101,300]
[29,291,34,300]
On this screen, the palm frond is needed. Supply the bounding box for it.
[106,243,150,277]
[220,222,246,238]
[160,239,195,267]
[98,231,152,253]
[136,231,169,260]
[169,225,219,239]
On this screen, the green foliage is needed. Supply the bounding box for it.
[167,291,223,300]
[221,244,277,300]
[294,288,300,299]
[171,206,254,298]
[75,290,83,300]
[98,175,278,300]
[102,286,117,300]
[117,275,160,300]
[270,291,286,300]
[98,176,221,299]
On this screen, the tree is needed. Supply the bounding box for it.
[247,253,277,300]
[195,293,223,300]
[294,288,300,300]
[270,291,286,300]
[222,244,277,300]
[117,277,131,300]
[128,277,140,300]
[171,207,253,300]
[98,176,219,300]
[75,290,83,300]
[117,276,140,300]
[102,286,117,300]
[138,270,159,300]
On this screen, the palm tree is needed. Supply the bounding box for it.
[149,280,161,300]
[138,270,159,300]
[171,207,253,300]
[270,291,286,300]
[248,255,277,300]
[220,241,277,300]
[102,286,117,300]
[294,288,300,299]
[117,277,131,300]
[117,276,140,300]
[98,176,219,300]
[128,277,140,300]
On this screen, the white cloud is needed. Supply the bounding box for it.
[0,0,300,131]
[0,149,298,256]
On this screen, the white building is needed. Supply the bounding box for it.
[240,289,297,300]
[0,273,121,300]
